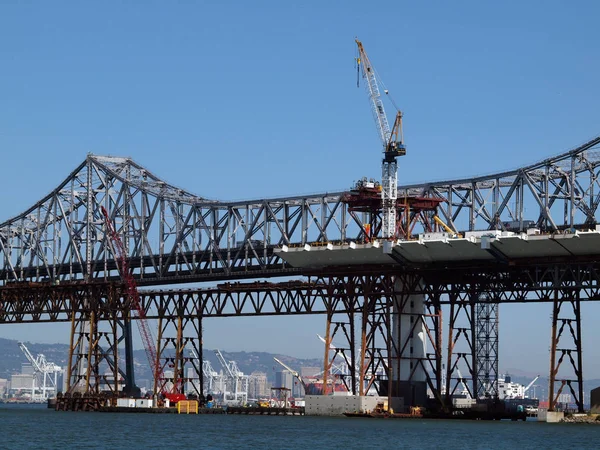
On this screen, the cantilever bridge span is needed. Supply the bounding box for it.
[1,135,599,285]
[2,136,600,412]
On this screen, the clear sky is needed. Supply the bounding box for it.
[1,1,600,377]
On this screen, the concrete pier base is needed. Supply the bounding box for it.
[305,395,402,416]
[538,408,564,422]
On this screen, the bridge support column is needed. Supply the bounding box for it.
[390,274,428,409]
[548,284,584,413]
[122,315,140,397]
[320,276,360,395]
[318,275,401,397]
[359,275,396,397]
[155,304,204,400]
[475,296,499,399]
[66,295,122,408]
[445,292,476,404]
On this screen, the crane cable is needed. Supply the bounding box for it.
[355,45,402,114]
[375,66,402,114]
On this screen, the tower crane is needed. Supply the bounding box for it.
[355,39,406,239]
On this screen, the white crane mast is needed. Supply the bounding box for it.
[356,39,406,239]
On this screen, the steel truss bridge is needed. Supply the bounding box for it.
[1,136,600,412]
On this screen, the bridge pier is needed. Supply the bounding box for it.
[317,274,444,412]
[359,275,396,397]
[390,274,428,409]
[66,306,122,401]
[320,276,360,395]
[445,292,476,404]
[549,282,584,413]
[475,298,499,399]
[122,316,140,397]
[155,313,204,400]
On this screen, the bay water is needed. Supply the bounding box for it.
[0,403,597,449]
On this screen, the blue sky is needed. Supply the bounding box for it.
[1,1,600,377]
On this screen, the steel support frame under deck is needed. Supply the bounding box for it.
[1,258,596,411]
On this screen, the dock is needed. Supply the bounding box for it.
[226,406,305,416]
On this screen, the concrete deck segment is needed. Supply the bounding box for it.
[274,230,600,269]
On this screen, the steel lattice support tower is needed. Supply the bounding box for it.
[154,314,204,398]
[549,285,584,413]
[359,275,395,397]
[66,308,122,409]
[475,298,499,398]
[445,293,476,402]
[319,276,361,395]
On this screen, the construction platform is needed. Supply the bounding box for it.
[343,410,527,421]
[97,406,226,414]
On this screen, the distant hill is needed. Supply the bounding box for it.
[0,337,321,384]
[0,337,70,380]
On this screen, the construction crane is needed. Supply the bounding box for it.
[355,39,406,239]
[100,206,160,389]
[524,375,540,397]
[18,342,62,400]
[273,357,308,394]
[101,206,186,404]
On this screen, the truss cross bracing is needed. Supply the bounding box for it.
[1,137,600,285]
[2,137,600,412]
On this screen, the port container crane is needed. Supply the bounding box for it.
[355,39,406,239]
[18,342,62,400]
[214,349,248,405]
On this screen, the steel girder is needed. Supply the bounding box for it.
[0,280,342,324]
[2,137,600,285]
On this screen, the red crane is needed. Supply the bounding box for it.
[100,206,186,404]
[100,206,161,387]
